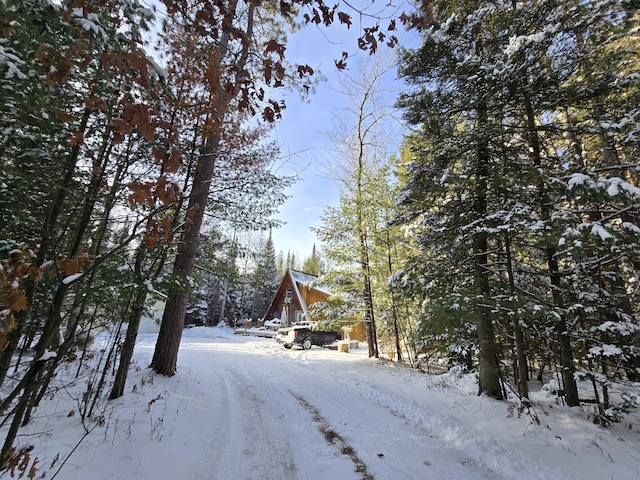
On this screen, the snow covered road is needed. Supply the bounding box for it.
[34,327,639,480]
[178,338,500,480]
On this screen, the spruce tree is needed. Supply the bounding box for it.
[249,231,279,319]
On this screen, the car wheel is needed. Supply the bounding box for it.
[302,338,312,350]
[284,344,292,349]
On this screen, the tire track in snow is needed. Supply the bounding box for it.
[301,358,567,480]
[192,369,233,480]
[291,391,373,480]
[197,363,298,480]
[282,359,501,480]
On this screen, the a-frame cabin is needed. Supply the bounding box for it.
[263,269,328,326]
[263,269,366,341]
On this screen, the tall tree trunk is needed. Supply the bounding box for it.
[109,288,146,399]
[357,155,377,357]
[384,226,402,362]
[473,88,503,398]
[151,0,253,374]
[151,136,217,374]
[504,231,529,400]
[523,94,579,406]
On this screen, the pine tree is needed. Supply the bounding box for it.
[276,250,285,276]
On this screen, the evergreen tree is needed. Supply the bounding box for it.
[285,250,298,270]
[249,231,279,319]
[276,250,285,276]
[302,244,322,275]
[397,0,639,405]
[397,1,507,398]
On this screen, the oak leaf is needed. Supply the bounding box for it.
[68,132,84,146]
[297,64,314,77]
[338,12,352,28]
[128,181,154,208]
[138,120,155,142]
[164,149,181,174]
[85,96,107,112]
[152,147,168,164]
[279,0,292,17]
[7,290,27,312]
[264,40,286,60]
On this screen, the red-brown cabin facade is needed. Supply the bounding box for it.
[263,269,366,341]
[263,269,327,326]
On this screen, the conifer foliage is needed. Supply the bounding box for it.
[396,0,640,404]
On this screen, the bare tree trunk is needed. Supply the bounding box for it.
[385,227,402,362]
[110,288,147,399]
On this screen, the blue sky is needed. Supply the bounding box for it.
[142,0,416,264]
[270,16,416,262]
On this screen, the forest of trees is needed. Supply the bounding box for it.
[314,0,640,413]
[0,0,638,471]
[0,0,359,468]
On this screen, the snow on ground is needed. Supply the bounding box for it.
[6,325,640,480]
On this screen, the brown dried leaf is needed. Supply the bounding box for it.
[86,96,108,112]
[138,120,155,142]
[28,457,39,480]
[110,118,133,136]
[77,252,90,269]
[163,148,181,174]
[68,132,84,146]
[338,12,352,28]
[279,0,292,17]
[297,64,314,77]
[152,147,168,164]
[399,12,411,25]
[7,289,27,312]
[57,258,79,275]
[55,109,71,121]
[128,181,154,208]
[264,39,286,60]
